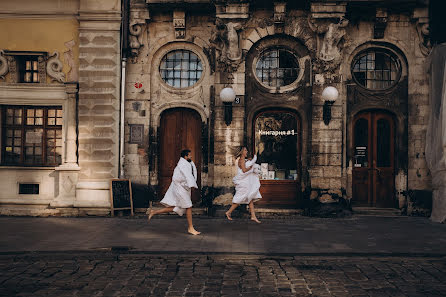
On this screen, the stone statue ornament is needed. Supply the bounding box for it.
[46,51,65,83]
[308,16,349,71]
[0,50,8,80]
[416,23,432,56]
[210,18,243,73]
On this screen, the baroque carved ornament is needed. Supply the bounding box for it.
[0,50,8,80]
[210,18,243,74]
[413,8,431,56]
[46,52,65,83]
[308,2,349,72]
[129,7,150,57]
[308,16,349,71]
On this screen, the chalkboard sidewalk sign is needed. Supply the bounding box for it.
[110,179,134,216]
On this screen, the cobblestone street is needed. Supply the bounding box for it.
[1,254,445,297]
[1,216,446,296]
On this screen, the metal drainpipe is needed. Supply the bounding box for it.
[119,58,127,178]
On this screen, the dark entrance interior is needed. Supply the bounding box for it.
[159,108,202,203]
[352,110,395,207]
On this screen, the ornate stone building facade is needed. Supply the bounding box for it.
[1,0,443,221]
[124,0,434,216]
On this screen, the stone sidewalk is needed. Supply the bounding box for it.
[0,216,445,255]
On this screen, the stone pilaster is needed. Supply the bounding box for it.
[308,3,346,199]
[76,6,121,209]
[50,83,80,208]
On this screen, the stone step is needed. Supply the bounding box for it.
[352,207,402,216]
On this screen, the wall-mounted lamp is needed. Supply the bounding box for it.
[322,86,339,125]
[220,87,236,126]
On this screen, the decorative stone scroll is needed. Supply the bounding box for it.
[46,52,65,83]
[0,50,8,80]
[129,7,150,57]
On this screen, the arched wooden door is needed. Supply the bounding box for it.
[159,108,202,203]
[352,111,395,207]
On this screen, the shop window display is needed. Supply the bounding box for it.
[254,111,298,180]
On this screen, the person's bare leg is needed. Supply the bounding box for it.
[249,201,261,223]
[186,208,200,235]
[225,203,239,220]
[148,206,174,222]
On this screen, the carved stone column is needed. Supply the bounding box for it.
[50,83,80,208]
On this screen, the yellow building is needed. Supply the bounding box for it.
[0,0,122,215]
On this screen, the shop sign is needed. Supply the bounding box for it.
[258,129,296,136]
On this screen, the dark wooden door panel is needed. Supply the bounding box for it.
[352,111,395,207]
[159,108,202,203]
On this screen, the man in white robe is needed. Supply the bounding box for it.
[147,149,201,235]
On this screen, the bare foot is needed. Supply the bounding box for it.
[188,228,201,235]
[147,210,155,222]
[225,211,233,221]
[251,217,261,224]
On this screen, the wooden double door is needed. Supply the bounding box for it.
[352,111,395,207]
[159,108,202,203]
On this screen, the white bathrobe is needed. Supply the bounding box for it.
[232,155,262,204]
[160,157,198,216]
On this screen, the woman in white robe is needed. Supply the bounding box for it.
[147,149,200,235]
[225,146,262,223]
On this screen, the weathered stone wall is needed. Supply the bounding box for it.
[124,3,215,205]
[126,1,432,213]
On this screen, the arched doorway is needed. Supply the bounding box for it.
[252,109,301,205]
[352,110,396,207]
[159,108,202,203]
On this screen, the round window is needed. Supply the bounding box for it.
[159,50,203,88]
[351,49,401,90]
[255,49,300,88]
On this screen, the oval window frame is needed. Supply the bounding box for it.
[350,48,402,91]
[158,49,204,90]
[252,48,303,92]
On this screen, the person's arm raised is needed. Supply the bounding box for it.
[239,158,253,173]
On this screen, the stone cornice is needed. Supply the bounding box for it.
[0,84,68,104]
[78,10,122,21]
[0,12,78,19]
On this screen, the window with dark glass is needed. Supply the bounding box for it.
[255,49,299,88]
[17,56,40,83]
[254,111,298,180]
[1,106,63,166]
[352,50,401,90]
[159,50,203,88]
